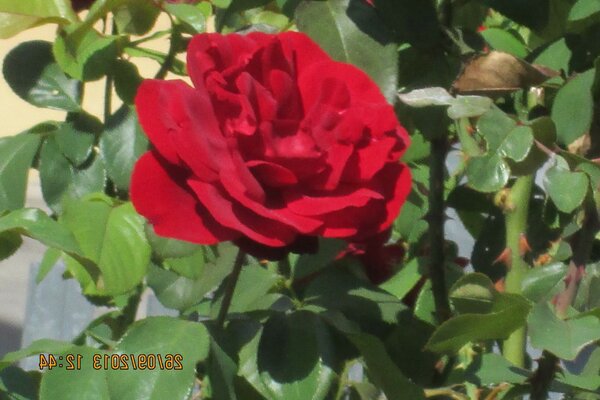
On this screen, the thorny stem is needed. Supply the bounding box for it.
[428,136,452,323]
[502,175,534,369]
[424,387,469,400]
[216,249,246,329]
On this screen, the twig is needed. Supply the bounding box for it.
[503,175,534,368]
[154,15,179,80]
[424,387,469,400]
[428,136,452,323]
[216,249,246,329]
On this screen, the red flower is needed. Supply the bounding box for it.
[340,230,405,284]
[131,32,411,255]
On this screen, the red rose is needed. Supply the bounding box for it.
[131,32,411,255]
[340,230,405,284]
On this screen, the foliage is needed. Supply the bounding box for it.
[0,0,600,399]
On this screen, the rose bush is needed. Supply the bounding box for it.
[131,32,411,255]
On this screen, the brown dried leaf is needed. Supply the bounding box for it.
[452,51,556,96]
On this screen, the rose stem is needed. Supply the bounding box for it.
[154,15,180,80]
[216,249,246,329]
[428,136,452,323]
[502,174,534,368]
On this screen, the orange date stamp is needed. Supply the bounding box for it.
[93,353,183,370]
[39,353,183,371]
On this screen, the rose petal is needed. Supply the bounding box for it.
[246,159,298,187]
[378,163,412,232]
[220,161,323,234]
[188,178,296,246]
[187,32,271,89]
[135,80,183,164]
[307,143,353,190]
[284,186,383,216]
[277,31,331,75]
[130,152,237,244]
[342,137,398,183]
[299,60,386,112]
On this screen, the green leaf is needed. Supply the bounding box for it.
[0,366,39,400]
[35,247,62,283]
[481,28,528,58]
[0,0,76,21]
[483,0,549,31]
[61,197,150,295]
[447,96,494,119]
[380,258,424,300]
[0,230,22,261]
[426,292,531,353]
[465,153,510,193]
[145,225,200,259]
[0,13,43,39]
[552,69,595,145]
[295,0,398,103]
[123,46,187,76]
[372,0,440,48]
[255,311,335,400]
[99,106,148,190]
[39,347,110,400]
[107,317,210,400]
[54,113,100,167]
[568,0,600,32]
[211,263,280,316]
[3,41,81,111]
[477,106,517,152]
[39,137,106,213]
[521,262,567,302]
[0,339,75,371]
[509,116,557,175]
[292,238,346,280]
[163,247,205,279]
[528,302,600,360]
[323,312,426,400]
[463,353,528,386]
[497,125,534,162]
[148,261,214,311]
[112,60,143,104]
[449,273,496,315]
[0,208,81,255]
[53,29,119,81]
[574,262,600,310]
[0,133,41,212]
[207,335,239,400]
[544,156,589,213]
[164,3,206,33]
[533,38,571,73]
[113,0,160,35]
[397,87,454,107]
[304,268,407,328]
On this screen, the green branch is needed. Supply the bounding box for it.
[428,136,452,323]
[216,249,246,329]
[502,175,534,368]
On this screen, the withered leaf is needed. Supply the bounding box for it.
[452,51,557,96]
